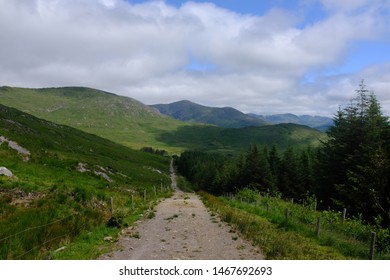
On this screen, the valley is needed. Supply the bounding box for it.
[2,85,389,260]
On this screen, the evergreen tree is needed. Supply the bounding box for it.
[297,147,315,197]
[278,147,300,199]
[268,144,281,194]
[317,81,390,225]
[238,145,274,192]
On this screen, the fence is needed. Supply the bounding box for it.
[1,184,172,260]
[223,192,386,260]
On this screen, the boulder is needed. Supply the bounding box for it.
[0,167,14,177]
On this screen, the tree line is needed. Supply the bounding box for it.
[176,82,390,227]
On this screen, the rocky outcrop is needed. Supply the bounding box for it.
[0,167,14,177]
[0,135,31,161]
[76,162,114,183]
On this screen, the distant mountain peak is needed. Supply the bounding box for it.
[150,100,267,128]
[249,113,333,132]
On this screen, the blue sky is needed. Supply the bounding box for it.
[1,0,390,116]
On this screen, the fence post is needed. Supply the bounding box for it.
[110,197,114,215]
[131,195,134,210]
[314,199,317,212]
[370,232,376,260]
[144,190,147,202]
[316,217,321,237]
[342,208,347,223]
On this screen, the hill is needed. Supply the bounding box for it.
[0,86,325,154]
[0,86,185,152]
[0,104,171,259]
[249,113,333,131]
[156,123,326,154]
[151,100,267,128]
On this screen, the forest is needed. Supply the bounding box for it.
[176,82,390,227]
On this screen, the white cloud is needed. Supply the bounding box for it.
[0,0,390,116]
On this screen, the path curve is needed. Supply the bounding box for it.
[100,162,263,260]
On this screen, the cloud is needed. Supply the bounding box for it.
[0,0,389,116]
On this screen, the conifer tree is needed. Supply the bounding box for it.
[317,81,390,225]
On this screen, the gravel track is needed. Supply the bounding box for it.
[99,162,263,260]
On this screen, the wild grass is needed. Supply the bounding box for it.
[176,175,196,192]
[0,104,172,259]
[200,191,344,259]
[200,190,390,260]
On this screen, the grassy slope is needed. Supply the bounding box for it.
[201,191,390,260]
[0,104,171,259]
[157,123,326,154]
[0,86,185,152]
[0,86,326,154]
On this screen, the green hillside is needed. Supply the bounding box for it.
[157,123,326,154]
[0,86,325,154]
[0,86,185,152]
[151,100,268,128]
[0,104,171,259]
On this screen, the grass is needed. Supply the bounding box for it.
[200,190,390,260]
[0,104,172,259]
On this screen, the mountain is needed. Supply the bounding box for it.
[249,113,333,132]
[0,86,325,154]
[0,103,170,259]
[0,86,186,152]
[150,100,268,128]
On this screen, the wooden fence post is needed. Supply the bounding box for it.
[110,197,114,215]
[316,217,321,237]
[131,195,134,210]
[342,208,347,223]
[144,190,147,202]
[370,232,376,260]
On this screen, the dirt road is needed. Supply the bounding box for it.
[100,163,263,260]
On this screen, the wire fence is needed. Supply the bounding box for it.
[0,213,76,243]
[222,193,388,260]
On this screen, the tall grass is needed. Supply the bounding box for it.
[200,191,344,259]
[0,176,172,259]
[200,189,390,260]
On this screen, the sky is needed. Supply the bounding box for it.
[1,0,390,116]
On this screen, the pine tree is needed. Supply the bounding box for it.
[238,145,274,192]
[278,147,300,199]
[268,144,281,194]
[317,81,390,225]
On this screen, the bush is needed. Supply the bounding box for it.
[235,188,259,203]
